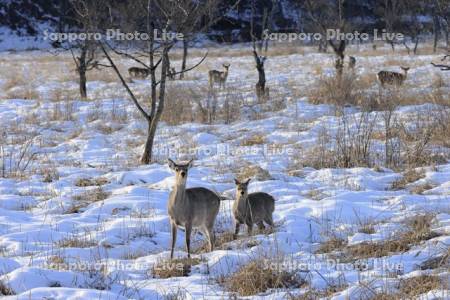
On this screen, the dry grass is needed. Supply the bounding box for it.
[240,134,266,146]
[308,73,367,107]
[391,168,425,190]
[236,163,272,181]
[373,275,446,300]
[316,237,347,254]
[194,231,235,254]
[75,177,109,187]
[56,236,97,248]
[288,284,348,299]
[151,258,201,279]
[72,187,110,202]
[219,259,305,296]
[419,248,450,270]
[345,215,440,260]
[410,182,436,194]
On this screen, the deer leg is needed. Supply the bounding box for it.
[246,222,253,236]
[170,221,177,259]
[257,221,265,231]
[265,215,274,232]
[234,221,240,239]
[185,223,192,258]
[205,226,215,252]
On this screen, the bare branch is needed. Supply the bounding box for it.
[100,42,150,120]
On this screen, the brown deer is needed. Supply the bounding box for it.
[167,159,220,259]
[128,67,150,79]
[348,56,356,70]
[233,178,274,238]
[377,67,410,87]
[208,63,230,89]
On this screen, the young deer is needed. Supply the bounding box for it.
[377,67,410,87]
[128,67,150,79]
[167,159,220,259]
[233,178,275,238]
[208,63,230,89]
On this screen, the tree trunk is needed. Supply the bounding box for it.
[79,67,87,99]
[78,46,88,99]
[180,39,188,79]
[253,52,266,102]
[433,15,440,53]
[140,49,170,164]
[413,37,419,55]
[141,119,157,164]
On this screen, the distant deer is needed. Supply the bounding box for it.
[167,159,220,259]
[377,67,410,87]
[168,67,176,80]
[348,56,356,70]
[233,178,275,238]
[128,67,149,79]
[208,63,230,89]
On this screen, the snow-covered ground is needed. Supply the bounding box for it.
[0,44,449,299]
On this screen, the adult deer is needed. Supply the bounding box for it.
[167,159,220,259]
[208,63,230,89]
[233,178,274,238]
[128,67,149,79]
[377,67,410,87]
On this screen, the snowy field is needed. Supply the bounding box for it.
[0,43,449,299]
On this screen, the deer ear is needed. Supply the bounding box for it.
[234,178,240,185]
[167,158,176,169]
[186,159,194,169]
[244,178,251,185]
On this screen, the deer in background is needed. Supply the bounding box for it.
[233,178,274,238]
[167,159,220,259]
[128,67,150,79]
[348,56,356,70]
[377,67,410,87]
[208,63,230,89]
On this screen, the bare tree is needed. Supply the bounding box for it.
[375,0,403,52]
[304,0,349,78]
[402,0,427,55]
[60,0,109,99]
[434,0,450,50]
[98,0,223,164]
[250,0,273,102]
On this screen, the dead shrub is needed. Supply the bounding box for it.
[301,110,377,169]
[309,73,365,106]
[151,258,201,279]
[219,259,304,296]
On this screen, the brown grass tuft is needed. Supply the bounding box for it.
[75,177,109,187]
[219,259,305,296]
[373,275,446,300]
[151,258,201,279]
[0,280,14,296]
[57,236,97,248]
[391,168,425,190]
